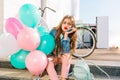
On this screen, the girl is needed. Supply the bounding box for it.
[46,15,77,80]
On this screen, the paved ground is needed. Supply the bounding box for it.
[1,48,120,61]
[85,48,120,61]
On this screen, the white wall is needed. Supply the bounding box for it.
[96,16,109,48]
[0,0,4,34]
[45,0,80,30]
[45,0,72,30]
[4,0,41,18]
[3,0,81,31]
[71,0,80,21]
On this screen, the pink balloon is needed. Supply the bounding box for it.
[25,50,48,76]
[17,27,40,51]
[5,17,23,38]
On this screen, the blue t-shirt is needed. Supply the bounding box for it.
[49,29,71,55]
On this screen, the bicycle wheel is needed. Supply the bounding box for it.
[74,27,96,58]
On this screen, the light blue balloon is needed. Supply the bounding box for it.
[37,26,49,36]
[37,34,55,55]
[10,49,30,69]
[19,4,41,28]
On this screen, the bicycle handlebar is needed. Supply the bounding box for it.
[39,7,56,17]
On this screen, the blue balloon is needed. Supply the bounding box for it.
[37,34,55,55]
[37,26,49,36]
[10,49,30,69]
[19,4,41,28]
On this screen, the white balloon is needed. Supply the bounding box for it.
[0,32,21,58]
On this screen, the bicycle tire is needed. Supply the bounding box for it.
[74,27,96,58]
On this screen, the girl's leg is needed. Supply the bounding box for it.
[61,53,71,79]
[46,57,59,80]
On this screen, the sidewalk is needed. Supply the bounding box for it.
[1,48,120,61]
[85,48,120,61]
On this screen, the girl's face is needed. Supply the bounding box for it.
[61,18,72,32]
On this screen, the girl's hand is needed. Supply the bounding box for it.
[64,27,77,39]
[69,27,77,33]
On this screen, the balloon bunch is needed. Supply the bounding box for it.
[0,3,55,76]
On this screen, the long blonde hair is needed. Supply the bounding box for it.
[53,15,77,56]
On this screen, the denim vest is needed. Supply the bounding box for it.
[49,29,71,55]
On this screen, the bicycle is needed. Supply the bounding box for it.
[38,7,97,58]
[38,7,56,31]
[73,24,97,58]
